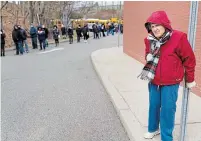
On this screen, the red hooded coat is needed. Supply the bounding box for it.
[144,11,196,85]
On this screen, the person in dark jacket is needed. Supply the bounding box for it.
[61,24,67,39]
[30,23,38,49]
[67,26,74,44]
[82,24,89,43]
[42,25,49,47]
[19,26,29,53]
[52,25,60,47]
[98,24,102,38]
[12,25,24,55]
[92,24,96,39]
[37,26,46,50]
[1,29,6,56]
[101,24,106,37]
[109,23,115,35]
[140,11,196,141]
[76,25,82,43]
[120,24,123,34]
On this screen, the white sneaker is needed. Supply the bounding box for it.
[144,130,160,139]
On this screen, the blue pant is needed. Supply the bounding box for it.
[18,41,24,54]
[107,30,109,36]
[31,37,38,49]
[23,40,29,52]
[148,83,179,141]
[39,40,46,50]
[110,29,114,35]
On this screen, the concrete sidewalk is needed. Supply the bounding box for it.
[91,47,201,141]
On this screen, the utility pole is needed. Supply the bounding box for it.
[117,1,122,48]
[179,1,199,141]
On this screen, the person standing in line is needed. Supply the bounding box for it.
[76,25,82,43]
[68,26,74,44]
[42,25,49,47]
[52,25,60,47]
[61,24,67,39]
[82,24,89,43]
[37,26,46,51]
[138,11,196,141]
[12,25,24,55]
[101,23,106,37]
[1,29,6,56]
[12,25,20,55]
[30,23,38,49]
[20,26,29,53]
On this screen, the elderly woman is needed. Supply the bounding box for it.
[138,11,196,141]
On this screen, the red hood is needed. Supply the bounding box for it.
[145,11,172,33]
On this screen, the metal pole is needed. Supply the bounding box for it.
[118,20,120,48]
[179,1,199,141]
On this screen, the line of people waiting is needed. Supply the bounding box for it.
[1,22,123,57]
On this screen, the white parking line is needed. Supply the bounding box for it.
[37,48,64,54]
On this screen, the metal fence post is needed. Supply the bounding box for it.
[179,1,199,141]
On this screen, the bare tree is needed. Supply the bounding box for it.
[60,1,76,26]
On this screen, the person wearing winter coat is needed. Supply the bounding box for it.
[82,24,89,43]
[37,27,46,50]
[52,25,60,47]
[12,25,24,55]
[30,24,38,49]
[92,24,96,39]
[98,24,102,37]
[19,26,29,53]
[138,11,196,141]
[76,25,82,43]
[101,24,106,37]
[1,29,6,56]
[42,25,49,47]
[61,24,67,39]
[92,24,99,39]
[67,26,74,44]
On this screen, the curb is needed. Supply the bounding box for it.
[90,49,147,141]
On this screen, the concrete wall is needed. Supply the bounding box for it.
[123,1,201,97]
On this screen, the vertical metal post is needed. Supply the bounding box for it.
[118,20,120,48]
[179,1,199,141]
[118,2,123,48]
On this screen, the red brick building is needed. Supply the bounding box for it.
[123,2,201,97]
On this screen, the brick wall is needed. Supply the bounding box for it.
[123,1,201,97]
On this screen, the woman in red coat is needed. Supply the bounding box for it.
[138,11,196,141]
